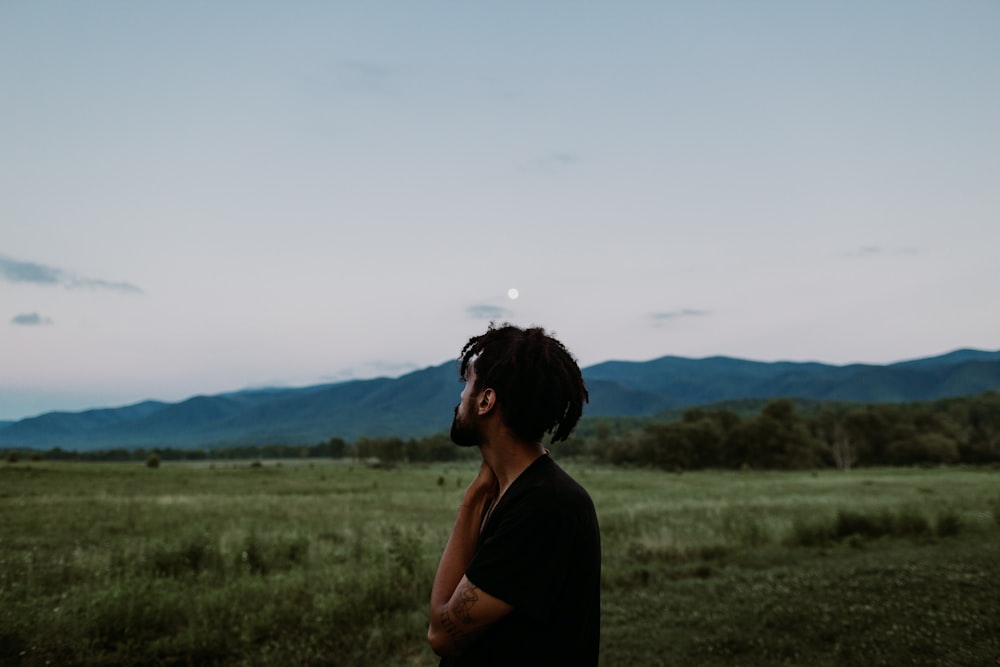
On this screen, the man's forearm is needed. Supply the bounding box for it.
[430,461,496,611]
[429,461,498,655]
[428,479,497,658]
[430,502,484,613]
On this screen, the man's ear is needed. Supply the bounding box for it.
[477,388,497,416]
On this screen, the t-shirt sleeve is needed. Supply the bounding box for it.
[465,490,578,622]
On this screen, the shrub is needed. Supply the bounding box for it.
[893,508,931,538]
[787,519,833,547]
[150,532,222,577]
[833,510,891,540]
[721,507,771,548]
[146,452,161,468]
[935,512,961,537]
[386,525,423,577]
[788,506,946,548]
[238,533,310,575]
[238,533,269,574]
[835,508,931,540]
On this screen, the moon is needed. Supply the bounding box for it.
[507,288,519,300]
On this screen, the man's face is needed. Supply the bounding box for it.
[450,362,482,448]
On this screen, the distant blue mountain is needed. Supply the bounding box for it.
[1,348,998,451]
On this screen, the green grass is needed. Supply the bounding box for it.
[1,461,998,666]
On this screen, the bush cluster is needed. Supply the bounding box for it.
[788,507,962,547]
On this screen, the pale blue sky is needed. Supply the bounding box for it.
[2,1,999,420]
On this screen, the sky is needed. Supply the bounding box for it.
[2,1,999,421]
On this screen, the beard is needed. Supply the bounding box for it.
[450,404,482,448]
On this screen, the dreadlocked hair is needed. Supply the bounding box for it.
[458,323,589,444]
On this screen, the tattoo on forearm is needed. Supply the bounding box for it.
[451,582,479,623]
[440,582,480,647]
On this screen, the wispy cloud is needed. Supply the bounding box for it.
[842,246,918,258]
[467,304,511,320]
[0,256,143,293]
[321,360,420,383]
[650,308,710,325]
[11,312,53,326]
[338,59,399,95]
[519,152,582,173]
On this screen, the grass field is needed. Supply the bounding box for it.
[1,460,998,666]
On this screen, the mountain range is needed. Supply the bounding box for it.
[2,348,999,451]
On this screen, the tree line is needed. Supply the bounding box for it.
[7,391,999,470]
[7,434,479,465]
[570,391,1000,470]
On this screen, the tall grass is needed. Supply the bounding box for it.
[1,461,998,665]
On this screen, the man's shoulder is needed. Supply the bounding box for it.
[519,455,587,491]
[508,456,597,519]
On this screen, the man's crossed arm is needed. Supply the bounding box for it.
[430,575,513,656]
[427,462,513,657]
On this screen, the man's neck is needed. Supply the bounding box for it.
[480,437,546,495]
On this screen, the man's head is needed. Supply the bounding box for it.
[450,323,589,447]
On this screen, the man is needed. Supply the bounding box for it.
[427,323,601,666]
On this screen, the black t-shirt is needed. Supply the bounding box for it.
[441,454,601,666]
